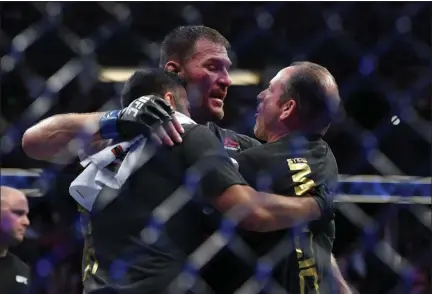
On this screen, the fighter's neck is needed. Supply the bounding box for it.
[267,129,322,143]
[266,132,287,143]
[265,125,292,143]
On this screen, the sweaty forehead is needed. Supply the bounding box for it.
[270,67,293,86]
[270,68,286,86]
[189,38,230,63]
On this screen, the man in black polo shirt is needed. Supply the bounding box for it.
[201,61,343,294]
[0,186,31,294]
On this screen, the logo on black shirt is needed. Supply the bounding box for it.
[224,138,240,151]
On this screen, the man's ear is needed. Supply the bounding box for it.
[279,99,296,121]
[164,61,181,73]
[163,92,176,111]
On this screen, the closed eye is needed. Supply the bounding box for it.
[206,64,217,71]
[205,58,232,72]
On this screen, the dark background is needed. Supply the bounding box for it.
[1,2,431,293]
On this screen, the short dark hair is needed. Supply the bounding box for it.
[159,25,230,67]
[121,68,186,108]
[280,61,341,130]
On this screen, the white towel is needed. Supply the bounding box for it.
[69,110,196,212]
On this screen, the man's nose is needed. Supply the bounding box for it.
[218,70,232,88]
[21,216,30,227]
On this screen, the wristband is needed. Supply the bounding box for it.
[99,110,121,139]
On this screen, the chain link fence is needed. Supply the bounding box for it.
[1,2,431,294]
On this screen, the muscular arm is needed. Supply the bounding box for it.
[213,184,322,232]
[22,96,186,164]
[22,112,109,164]
[223,148,334,232]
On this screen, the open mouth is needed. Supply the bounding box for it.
[209,90,226,100]
[209,97,224,107]
[209,91,225,101]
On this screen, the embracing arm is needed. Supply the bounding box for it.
[213,184,322,232]
[22,96,185,164]
[22,112,106,164]
[182,125,325,232]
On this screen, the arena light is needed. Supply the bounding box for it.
[99,67,260,86]
[228,69,261,85]
[99,68,134,83]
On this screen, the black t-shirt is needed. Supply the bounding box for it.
[0,252,30,294]
[202,133,338,294]
[199,122,261,218]
[81,124,248,294]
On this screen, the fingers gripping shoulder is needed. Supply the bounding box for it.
[114,95,176,140]
[122,95,174,123]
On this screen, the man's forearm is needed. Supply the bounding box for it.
[218,185,322,232]
[250,193,321,232]
[22,112,106,163]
